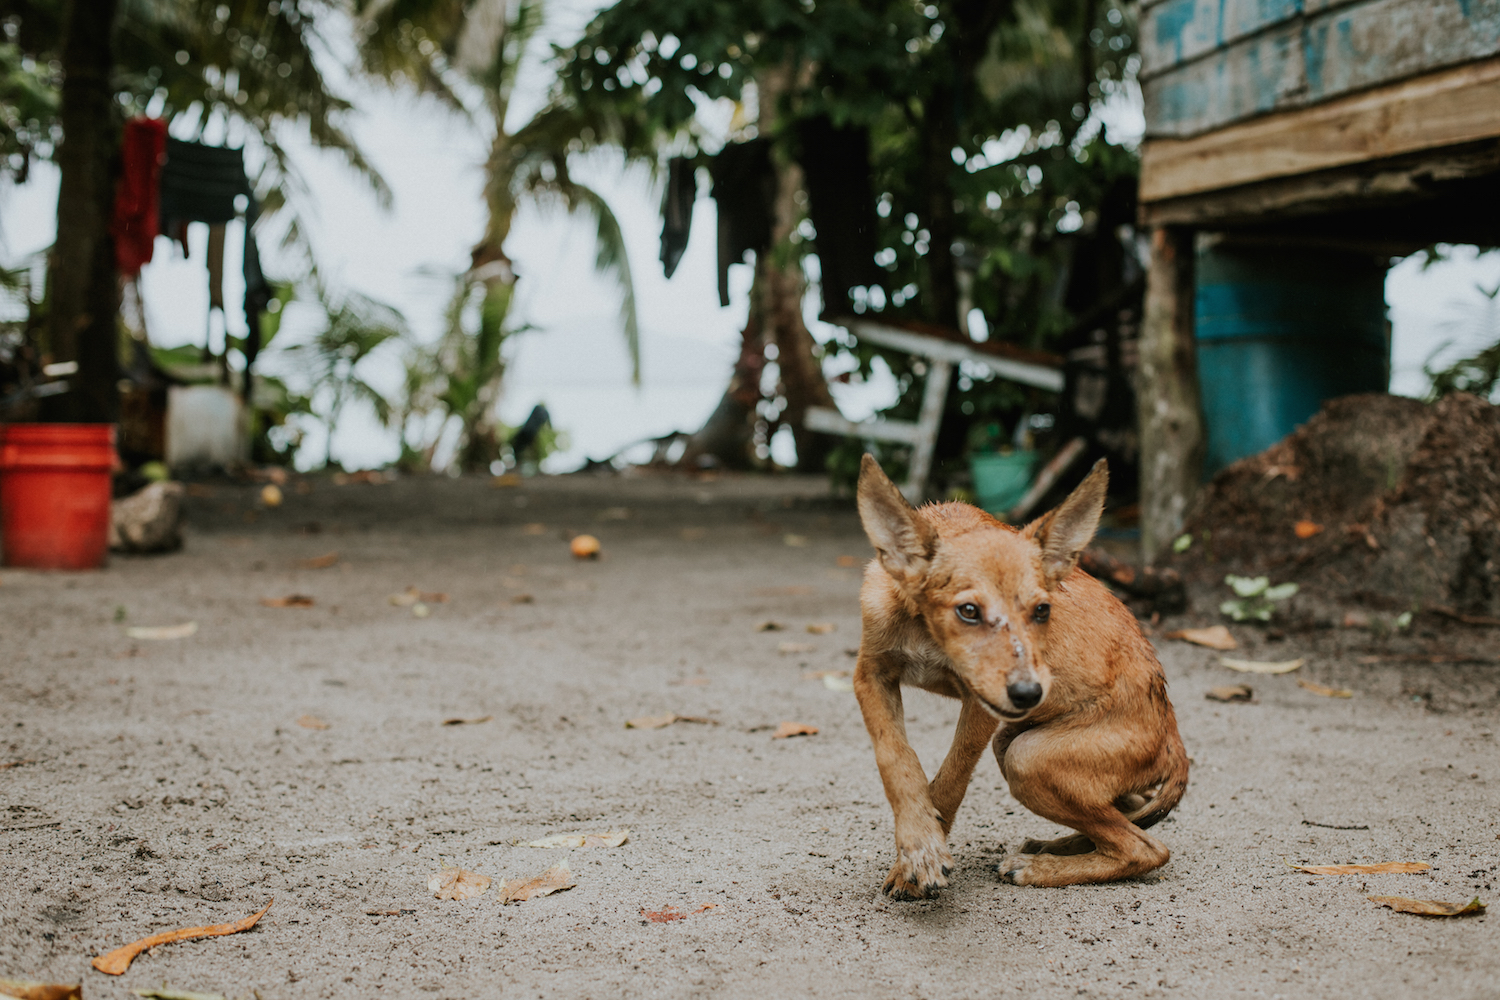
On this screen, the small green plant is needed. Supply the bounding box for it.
[1220,575,1299,622]
[1172,533,1193,553]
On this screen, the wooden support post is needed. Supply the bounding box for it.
[905,358,952,504]
[1137,226,1204,564]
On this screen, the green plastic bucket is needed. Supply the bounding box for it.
[970,450,1036,516]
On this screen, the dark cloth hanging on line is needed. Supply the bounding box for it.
[709,140,776,307]
[206,223,227,311]
[659,157,696,280]
[241,201,271,402]
[796,117,884,315]
[112,118,167,276]
[158,138,249,229]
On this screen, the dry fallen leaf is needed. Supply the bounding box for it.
[509,593,535,605]
[1164,626,1237,651]
[429,867,491,901]
[783,534,808,547]
[390,587,450,606]
[91,900,273,975]
[680,527,707,541]
[260,594,314,608]
[1221,656,1304,674]
[756,621,787,632]
[298,551,339,569]
[806,623,837,634]
[0,979,81,1000]
[669,676,710,686]
[441,715,493,726]
[1368,895,1485,917]
[777,642,817,655]
[125,622,198,641]
[754,585,814,597]
[499,863,576,904]
[1293,520,1324,539]
[641,907,687,923]
[822,675,854,692]
[625,714,716,730]
[1298,678,1354,698]
[131,988,229,1000]
[296,715,330,730]
[836,555,860,568]
[773,721,819,739]
[1292,862,1430,875]
[1206,684,1254,702]
[491,473,522,488]
[527,829,629,849]
[522,523,548,535]
[598,507,631,521]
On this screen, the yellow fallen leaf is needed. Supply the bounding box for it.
[125,622,198,641]
[1298,678,1353,698]
[296,715,329,730]
[1206,684,1253,702]
[428,866,490,901]
[1368,895,1485,917]
[772,721,819,739]
[806,623,837,634]
[1221,656,1304,674]
[1292,861,1430,875]
[132,988,229,1000]
[0,979,81,1000]
[527,829,630,849]
[499,863,576,904]
[1163,625,1237,651]
[91,900,273,975]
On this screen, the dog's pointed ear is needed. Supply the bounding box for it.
[1027,458,1108,588]
[857,454,936,586]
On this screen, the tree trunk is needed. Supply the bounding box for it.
[680,312,764,469]
[1137,226,1203,563]
[43,0,120,425]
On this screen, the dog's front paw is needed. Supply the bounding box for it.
[882,840,954,900]
[997,853,1037,885]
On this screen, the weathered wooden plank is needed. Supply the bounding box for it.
[1142,0,1307,76]
[1143,0,1500,137]
[1140,57,1500,202]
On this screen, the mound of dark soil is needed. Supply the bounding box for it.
[1168,392,1500,616]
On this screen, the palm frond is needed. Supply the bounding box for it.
[562,179,641,384]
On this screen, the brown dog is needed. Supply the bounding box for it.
[853,454,1188,897]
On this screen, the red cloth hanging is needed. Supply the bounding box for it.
[111,117,167,276]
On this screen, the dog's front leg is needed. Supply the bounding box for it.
[854,654,951,899]
[929,695,1000,836]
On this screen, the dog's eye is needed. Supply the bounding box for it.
[956,603,981,624]
[1033,603,1051,624]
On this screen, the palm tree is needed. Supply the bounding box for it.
[350,0,641,469]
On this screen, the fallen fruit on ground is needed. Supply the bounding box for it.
[570,535,601,559]
[1221,657,1304,674]
[259,484,283,507]
[125,622,198,641]
[499,863,575,903]
[1368,895,1485,917]
[1294,520,1323,539]
[1164,626,1237,650]
[296,715,330,730]
[1206,684,1253,702]
[0,979,81,1000]
[1298,678,1354,698]
[90,900,273,975]
[429,867,491,901]
[260,594,314,608]
[527,829,629,848]
[773,721,819,739]
[1292,862,1430,875]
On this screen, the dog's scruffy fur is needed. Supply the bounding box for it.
[853,455,1189,897]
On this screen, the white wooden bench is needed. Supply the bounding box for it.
[805,317,1065,502]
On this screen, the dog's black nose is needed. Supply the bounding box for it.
[1007,681,1043,710]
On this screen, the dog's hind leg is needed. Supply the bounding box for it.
[928,696,1000,836]
[1019,833,1095,856]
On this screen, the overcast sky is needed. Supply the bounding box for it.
[2,3,1497,471]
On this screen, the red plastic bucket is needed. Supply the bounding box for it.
[0,424,117,569]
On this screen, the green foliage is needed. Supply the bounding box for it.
[1220,575,1299,622]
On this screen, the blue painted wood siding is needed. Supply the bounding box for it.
[1141,0,1500,137]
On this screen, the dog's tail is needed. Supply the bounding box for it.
[1125,736,1189,832]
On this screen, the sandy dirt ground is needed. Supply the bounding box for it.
[2,471,1496,1000]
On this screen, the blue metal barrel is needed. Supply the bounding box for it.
[1194,243,1390,474]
